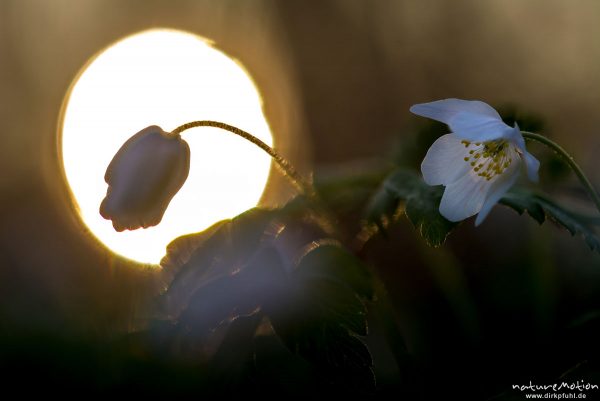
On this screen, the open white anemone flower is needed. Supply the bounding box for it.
[100,125,190,232]
[410,99,540,226]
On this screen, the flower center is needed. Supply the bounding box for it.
[461,140,513,181]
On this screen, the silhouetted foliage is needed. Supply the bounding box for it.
[152,203,375,394]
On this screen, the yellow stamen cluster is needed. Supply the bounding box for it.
[461,140,512,181]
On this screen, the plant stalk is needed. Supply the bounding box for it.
[522,131,600,214]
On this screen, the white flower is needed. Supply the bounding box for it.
[100,125,190,231]
[410,99,540,226]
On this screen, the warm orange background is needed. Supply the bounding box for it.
[2,0,599,332]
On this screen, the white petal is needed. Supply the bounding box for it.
[411,98,514,143]
[474,152,521,226]
[522,151,540,182]
[410,98,502,123]
[508,123,540,183]
[421,134,472,186]
[449,113,513,142]
[439,171,494,222]
[507,122,526,150]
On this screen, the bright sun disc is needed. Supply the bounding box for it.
[60,29,273,265]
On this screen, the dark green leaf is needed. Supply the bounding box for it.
[303,279,368,336]
[161,208,279,314]
[269,313,375,394]
[500,189,600,252]
[266,244,375,392]
[365,185,400,232]
[178,247,286,338]
[207,313,264,384]
[295,243,374,300]
[367,168,458,246]
[158,204,375,392]
[403,184,455,248]
[499,190,545,224]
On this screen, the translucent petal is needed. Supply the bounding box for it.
[100,125,190,231]
[410,98,502,123]
[509,123,540,182]
[421,134,472,186]
[507,123,526,150]
[439,171,495,222]
[474,149,521,226]
[104,126,160,183]
[449,113,513,142]
[522,151,540,182]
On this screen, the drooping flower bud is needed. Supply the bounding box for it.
[100,125,190,231]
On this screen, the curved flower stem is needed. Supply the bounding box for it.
[522,131,600,214]
[171,121,316,198]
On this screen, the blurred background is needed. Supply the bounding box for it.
[2,0,600,398]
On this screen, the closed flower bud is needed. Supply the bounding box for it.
[100,125,190,232]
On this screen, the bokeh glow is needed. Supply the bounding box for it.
[61,29,273,264]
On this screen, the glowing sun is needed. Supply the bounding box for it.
[60,29,273,264]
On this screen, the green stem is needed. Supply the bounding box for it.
[522,131,600,215]
[171,121,316,198]
[172,121,339,244]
